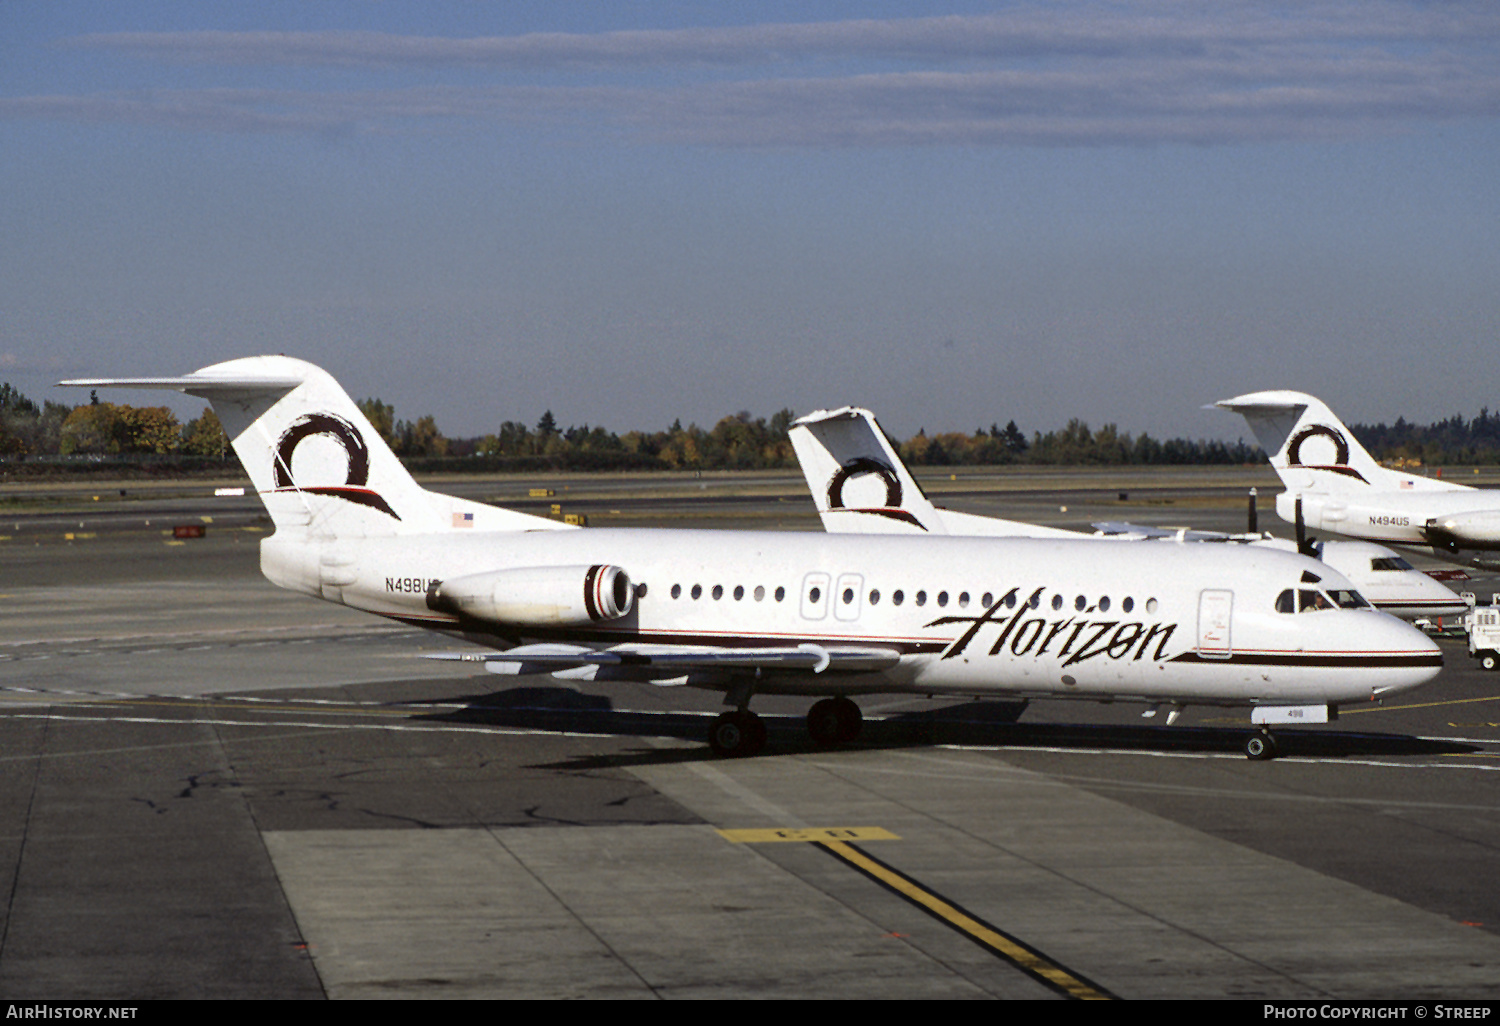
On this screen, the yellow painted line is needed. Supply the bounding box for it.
[818,840,1115,1000]
[1342,694,1500,716]
[719,826,899,844]
[720,826,1113,999]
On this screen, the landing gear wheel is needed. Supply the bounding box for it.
[709,710,766,758]
[807,697,863,747]
[1481,652,1498,672]
[1245,730,1278,761]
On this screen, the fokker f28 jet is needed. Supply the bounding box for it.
[65,358,1441,760]
[788,406,1467,623]
[1217,391,1500,570]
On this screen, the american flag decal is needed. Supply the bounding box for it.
[453,512,474,528]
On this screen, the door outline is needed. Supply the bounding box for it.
[1197,589,1233,659]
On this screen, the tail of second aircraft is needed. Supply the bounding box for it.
[62,355,568,539]
[789,407,943,533]
[788,407,1075,538]
[1215,390,1468,496]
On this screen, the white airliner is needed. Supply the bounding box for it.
[1217,391,1500,571]
[789,406,1467,622]
[65,358,1442,760]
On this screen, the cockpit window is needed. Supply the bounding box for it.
[1371,557,1413,572]
[1280,588,1358,612]
[1298,589,1334,612]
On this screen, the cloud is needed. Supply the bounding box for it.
[8,4,1498,147]
[61,5,1500,70]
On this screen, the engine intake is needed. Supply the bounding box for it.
[426,564,634,626]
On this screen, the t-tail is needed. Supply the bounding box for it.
[788,407,1074,538]
[61,356,569,586]
[1214,390,1469,497]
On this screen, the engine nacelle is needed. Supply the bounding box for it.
[1424,511,1500,550]
[426,564,634,626]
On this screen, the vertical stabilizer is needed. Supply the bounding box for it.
[788,407,1077,538]
[789,407,944,533]
[66,356,444,536]
[1215,390,1466,495]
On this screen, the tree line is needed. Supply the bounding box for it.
[1350,409,1500,467]
[8,379,1500,472]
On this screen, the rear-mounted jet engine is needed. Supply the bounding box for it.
[426,564,634,627]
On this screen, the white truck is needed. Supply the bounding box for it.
[1462,594,1500,671]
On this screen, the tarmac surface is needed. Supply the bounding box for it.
[3,467,1500,1000]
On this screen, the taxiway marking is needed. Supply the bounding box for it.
[820,840,1114,1001]
[720,824,1113,1000]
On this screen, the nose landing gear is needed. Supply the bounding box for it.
[1245,729,1278,761]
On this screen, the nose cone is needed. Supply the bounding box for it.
[1368,614,1443,698]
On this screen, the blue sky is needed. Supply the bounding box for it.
[3,1,1497,441]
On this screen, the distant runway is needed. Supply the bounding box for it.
[3,470,1500,999]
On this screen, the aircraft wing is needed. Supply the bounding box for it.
[1091,521,1238,542]
[426,642,902,676]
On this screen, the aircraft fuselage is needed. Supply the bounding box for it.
[264,528,1440,708]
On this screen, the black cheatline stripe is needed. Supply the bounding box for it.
[816,841,1117,1001]
[1171,651,1441,668]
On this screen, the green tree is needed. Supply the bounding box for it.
[180,407,230,457]
[357,398,396,446]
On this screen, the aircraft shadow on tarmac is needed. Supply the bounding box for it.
[410,685,1480,767]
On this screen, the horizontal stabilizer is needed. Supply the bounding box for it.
[59,374,305,401]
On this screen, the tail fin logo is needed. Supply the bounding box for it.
[273,413,401,520]
[827,457,925,529]
[1285,424,1368,483]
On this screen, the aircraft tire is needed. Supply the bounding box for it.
[807,697,863,747]
[1245,731,1277,761]
[709,711,765,758]
[831,696,862,742]
[807,700,843,747]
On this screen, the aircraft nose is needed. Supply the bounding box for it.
[1374,615,1443,695]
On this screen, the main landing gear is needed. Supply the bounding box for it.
[706,696,866,758]
[708,709,767,758]
[806,696,863,748]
